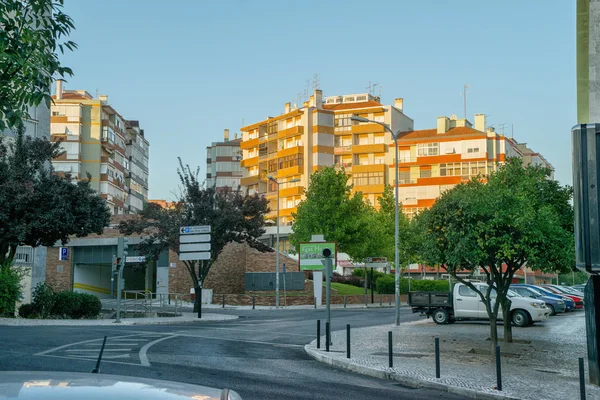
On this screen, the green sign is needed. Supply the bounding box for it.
[298,242,336,271]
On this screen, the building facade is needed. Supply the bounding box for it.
[206,129,243,191]
[50,81,149,215]
[395,114,554,217]
[240,90,414,226]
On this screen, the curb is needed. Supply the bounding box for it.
[0,314,238,327]
[304,345,520,400]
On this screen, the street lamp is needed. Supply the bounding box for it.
[351,115,403,326]
[267,175,300,308]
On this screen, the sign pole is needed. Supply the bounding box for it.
[283,263,287,308]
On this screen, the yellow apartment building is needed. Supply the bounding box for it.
[240,90,414,226]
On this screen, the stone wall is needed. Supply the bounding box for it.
[45,246,73,292]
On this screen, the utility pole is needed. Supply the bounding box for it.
[463,84,470,120]
[115,237,128,323]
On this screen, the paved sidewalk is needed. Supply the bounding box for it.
[305,312,600,400]
[0,312,237,326]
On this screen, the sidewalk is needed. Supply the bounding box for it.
[0,312,237,326]
[305,312,600,400]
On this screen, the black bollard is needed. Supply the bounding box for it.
[388,331,393,368]
[496,345,502,391]
[326,322,330,352]
[435,337,440,378]
[317,320,321,349]
[252,296,255,310]
[580,357,587,400]
[344,296,347,309]
[346,324,351,359]
[222,294,225,308]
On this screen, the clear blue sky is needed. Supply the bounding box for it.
[61,0,576,200]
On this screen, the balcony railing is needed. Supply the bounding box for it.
[14,246,34,266]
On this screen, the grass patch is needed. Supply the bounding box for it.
[326,282,376,295]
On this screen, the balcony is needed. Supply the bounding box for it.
[352,143,386,154]
[278,125,304,139]
[280,185,304,197]
[240,175,261,186]
[278,146,304,158]
[240,156,259,167]
[351,123,386,134]
[352,164,386,174]
[277,165,303,178]
[354,183,385,194]
[334,145,352,154]
[241,137,259,150]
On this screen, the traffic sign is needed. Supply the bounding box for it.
[59,247,69,261]
[125,256,146,263]
[180,243,211,252]
[180,252,211,261]
[180,225,211,235]
[180,234,211,243]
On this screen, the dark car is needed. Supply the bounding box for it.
[538,285,584,309]
[0,371,243,400]
[510,285,566,315]
[516,284,576,311]
[573,284,586,293]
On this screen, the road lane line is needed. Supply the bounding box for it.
[34,334,144,356]
[66,349,132,352]
[139,335,179,367]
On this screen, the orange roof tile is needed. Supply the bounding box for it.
[322,100,382,111]
[51,92,93,101]
[398,126,485,141]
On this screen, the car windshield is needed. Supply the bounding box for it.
[526,288,543,297]
[506,289,519,298]
[561,286,584,295]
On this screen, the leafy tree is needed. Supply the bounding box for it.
[0,128,110,265]
[417,158,574,350]
[1,0,76,131]
[290,167,376,262]
[120,159,271,314]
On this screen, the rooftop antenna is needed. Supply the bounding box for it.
[296,92,303,108]
[511,124,514,139]
[95,88,98,99]
[312,73,320,90]
[497,123,508,135]
[377,85,383,99]
[462,84,470,119]
[366,81,373,94]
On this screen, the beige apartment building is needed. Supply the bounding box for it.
[50,81,149,214]
[240,90,414,226]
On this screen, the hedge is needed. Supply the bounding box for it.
[376,276,450,295]
[20,284,102,319]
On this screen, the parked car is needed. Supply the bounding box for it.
[559,285,585,297]
[510,285,565,315]
[516,284,575,311]
[537,285,584,309]
[409,283,550,327]
[573,284,586,293]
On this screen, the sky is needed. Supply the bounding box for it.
[60,0,576,200]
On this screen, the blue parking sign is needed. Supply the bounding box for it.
[59,247,69,261]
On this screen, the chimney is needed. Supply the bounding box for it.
[394,98,403,111]
[56,79,63,100]
[314,89,323,109]
[284,102,291,113]
[474,114,486,132]
[309,94,315,107]
[224,129,229,142]
[303,100,309,108]
[437,116,450,134]
[99,94,108,103]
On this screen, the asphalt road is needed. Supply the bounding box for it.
[0,307,468,400]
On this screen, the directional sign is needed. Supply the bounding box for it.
[180,252,210,261]
[180,225,210,235]
[125,256,146,263]
[180,243,211,252]
[180,234,211,243]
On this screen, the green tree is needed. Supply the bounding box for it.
[417,159,574,350]
[290,167,375,261]
[1,0,76,132]
[0,129,110,266]
[120,159,271,313]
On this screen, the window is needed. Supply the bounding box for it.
[399,150,412,163]
[417,142,439,156]
[373,115,384,123]
[458,286,477,297]
[440,161,487,177]
[334,114,353,131]
[374,135,385,144]
[278,155,303,170]
[374,155,386,164]
[353,172,384,186]
[398,171,411,183]
[420,169,432,178]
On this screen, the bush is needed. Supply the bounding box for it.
[376,275,395,294]
[410,279,449,293]
[0,265,22,317]
[76,293,102,319]
[52,291,82,318]
[332,274,363,288]
[352,269,365,277]
[32,283,55,318]
[18,303,36,319]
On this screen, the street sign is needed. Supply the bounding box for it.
[364,257,387,263]
[180,252,211,261]
[180,234,211,243]
[180,243,211,252]
[180,225,211,235]
[298,242,337,271]
[169,262,177,268]
[59,247,69,261]
[125,256,146,263]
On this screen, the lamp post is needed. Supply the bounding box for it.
[267,175,300,308]
[351,115,403,326]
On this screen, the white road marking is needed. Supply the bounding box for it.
[139,335,179,367]
[68,354,130,359]
[38,353,140,367]
[66,348,132,352]
[83,343,136,346]
[34,334,141,356]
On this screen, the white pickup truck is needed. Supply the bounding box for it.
[409,283,550,327]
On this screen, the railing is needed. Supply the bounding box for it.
[13,246,34,266]
[121,291,185,315]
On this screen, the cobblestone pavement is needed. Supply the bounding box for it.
[305,311,600,400]
[0,312,237,326]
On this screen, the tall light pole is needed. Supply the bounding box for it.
[267,175,300,309]
[351,115,403,326]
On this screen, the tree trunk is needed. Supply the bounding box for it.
[502,297,513,343]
